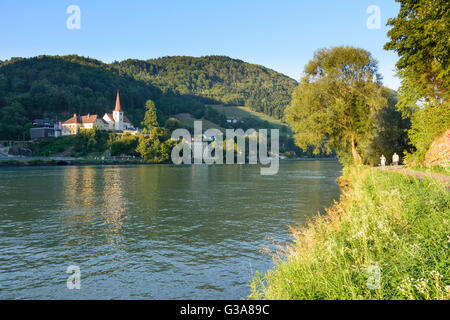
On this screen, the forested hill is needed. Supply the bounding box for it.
[113,56,297,118]
[0,55,296,139]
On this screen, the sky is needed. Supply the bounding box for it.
[0,0,401,90]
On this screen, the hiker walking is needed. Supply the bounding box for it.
[392,152,400,166]
[380,154,386,167]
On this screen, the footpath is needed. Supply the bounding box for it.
[379,166,450,188]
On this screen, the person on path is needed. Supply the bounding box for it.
[380,154,386,167]
[392,152,399,166]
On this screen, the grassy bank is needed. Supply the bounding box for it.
[407,165,450,176]
[250,167,449,300]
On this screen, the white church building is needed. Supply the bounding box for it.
[62,91,138,135]
[102,91,135,131]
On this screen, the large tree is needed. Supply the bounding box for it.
[285,46,386,164]
[141,99,159,134]
[384,0,449,164]
[384,0,449,109]
[360,88,412,165]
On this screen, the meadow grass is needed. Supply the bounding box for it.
[250,167,450,300]
[407,165,450,176]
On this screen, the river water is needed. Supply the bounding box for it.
[0,161,341,299]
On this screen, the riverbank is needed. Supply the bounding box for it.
[0,157,337,167]
[250,167,450,300]
[0,158,146,167]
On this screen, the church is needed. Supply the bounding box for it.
[62,91,138,135]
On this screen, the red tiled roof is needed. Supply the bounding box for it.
[81,114,108,124]
[63,114,107,125]
[63,115,81,124]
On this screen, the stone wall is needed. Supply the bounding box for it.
[424,129,450,167]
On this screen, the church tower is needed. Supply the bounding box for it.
[113,91,123,131]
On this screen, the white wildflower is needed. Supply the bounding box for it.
[430,270,443,279]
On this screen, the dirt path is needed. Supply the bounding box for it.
[379,166,450,188]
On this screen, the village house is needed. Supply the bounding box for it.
[30,119,62,140]
[62,91,138,136]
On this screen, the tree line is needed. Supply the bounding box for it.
[285,0,448,167]
[113,56,297,119]
[0,55,297,140]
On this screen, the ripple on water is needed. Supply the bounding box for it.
[0,162,341,299]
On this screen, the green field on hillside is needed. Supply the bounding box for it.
[208,105,287,128]
[174,113,226,132]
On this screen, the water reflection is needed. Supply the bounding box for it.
[0,161,342,299]
[100,168,127,249]
[61,166,127,252]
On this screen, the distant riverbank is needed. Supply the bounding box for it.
[250,166,450,300]
[0,157,338,167]
[0,158,145,167]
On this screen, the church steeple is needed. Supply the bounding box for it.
[113,90,123,131]
[115,90,121,112]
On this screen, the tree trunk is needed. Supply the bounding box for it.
[351,135,363,165]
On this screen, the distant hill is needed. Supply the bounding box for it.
[114,56,297,119]
[0,55,296,140]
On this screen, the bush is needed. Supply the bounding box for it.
[110,134,139,156]
[404,104,450,165]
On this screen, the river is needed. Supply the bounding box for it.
[0,161,341,299]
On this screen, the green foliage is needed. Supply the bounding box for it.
[404,103,450,164]
[114,56,297,119]
[0,101,32,139]
[285,46,386,165]
[29,135,78,156]
[109,134,139,157]
[136,101,173,162]
[204,106,227,127]
[73,127,109,155]
[361,88,412,165]
[136,130,173,163]
[384,0,449,164]
[141,99,159,134]
[164,117,181,135]
[29,105,175,161]
[0,55,296,140]
[0,55,162,140]
[250,167,450,300]
[384,0,449,108]
[29,127,109,156]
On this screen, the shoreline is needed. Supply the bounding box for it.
[0,158,146,167]
[0,157,339,167]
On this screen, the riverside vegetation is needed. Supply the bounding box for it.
[29,100,176,163]
[250,167,449,299]
[0,0,447,300]
[250,0,449,300]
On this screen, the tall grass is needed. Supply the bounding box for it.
[407,165,450,176]
[250,167,450,300]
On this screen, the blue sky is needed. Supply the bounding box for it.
[0,0,401,89]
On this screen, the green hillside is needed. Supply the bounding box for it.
[114,56,297,118]
[0,55,296,140]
